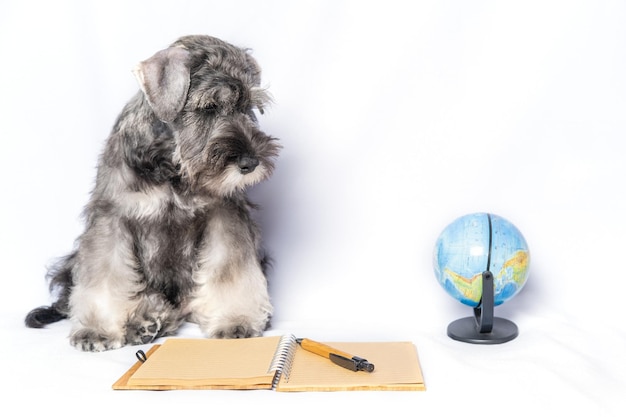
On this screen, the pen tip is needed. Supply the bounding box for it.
[363,362,375,372]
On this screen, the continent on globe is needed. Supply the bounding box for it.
[433,213,530,308]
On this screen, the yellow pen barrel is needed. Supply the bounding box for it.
[299,338,353,360]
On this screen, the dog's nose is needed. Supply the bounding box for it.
[238,156,259,174]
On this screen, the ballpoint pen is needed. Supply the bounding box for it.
[296,338,375,372]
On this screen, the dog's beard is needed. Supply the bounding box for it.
[202,163,270,196]
[174,113,279,197]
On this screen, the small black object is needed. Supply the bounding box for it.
[135,350,148,363]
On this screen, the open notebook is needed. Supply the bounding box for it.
[112,335,425,392]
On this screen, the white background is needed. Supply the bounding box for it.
[1,0,625,414]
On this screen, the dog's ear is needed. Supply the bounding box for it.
[133,47,191,123]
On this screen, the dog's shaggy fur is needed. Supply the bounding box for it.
[25,35,280,352]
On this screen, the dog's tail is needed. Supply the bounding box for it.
[25,305,68,328]
[25,252,76,328]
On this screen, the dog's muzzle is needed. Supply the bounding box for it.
[238,156,259,174]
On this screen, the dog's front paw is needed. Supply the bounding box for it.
[125,317,162,345]
[213,324,258,339]
[70,329,124,352]
[207,314,270,339]
[125,295,184,345]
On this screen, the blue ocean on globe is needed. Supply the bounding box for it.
[433,213,530,307]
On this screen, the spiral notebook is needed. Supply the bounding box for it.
[112,335,425,391]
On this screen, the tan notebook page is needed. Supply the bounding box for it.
[277,341,425,392]
[126,336,281,389]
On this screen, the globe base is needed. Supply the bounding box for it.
[447,316,518,344]
[446,271,519,344]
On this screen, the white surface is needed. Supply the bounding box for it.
[1,0,625,414]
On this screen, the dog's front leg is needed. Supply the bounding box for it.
[67,217,144,351]
[189,209,272,338]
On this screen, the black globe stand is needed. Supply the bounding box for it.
[447,271,518,344]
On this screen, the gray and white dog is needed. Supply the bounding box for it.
[25,35,280,352]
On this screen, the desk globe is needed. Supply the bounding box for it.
[433,213,530,344]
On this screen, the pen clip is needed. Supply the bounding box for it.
[329,353,359,371]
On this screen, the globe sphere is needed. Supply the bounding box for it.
[433,213,530,307]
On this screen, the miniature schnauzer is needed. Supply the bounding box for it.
[25,35,280,352]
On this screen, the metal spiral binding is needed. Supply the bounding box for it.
[268,334,298,389]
